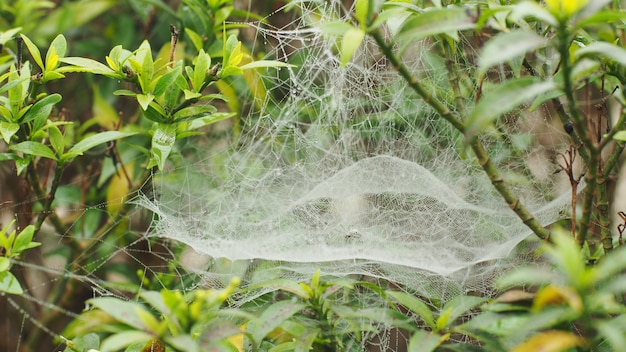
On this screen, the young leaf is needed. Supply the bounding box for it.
[340,28,365,67]
[59,57,116,76]
[10,141,57,160]
[20,35,44,71]
[184,28,204,52]
[477,30,547,78]
[136,93,155,111]
[99,331,155,352]
[48,34,67,59]
[355,0,372,28]
[191,49,209,92]
[0,257,9,272]
[12,225,39,254]
[0,271,23,295]
[0,122,19,144]
[0,28,22,46]
[239,60,296,70]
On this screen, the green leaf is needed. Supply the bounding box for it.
[508,2,557,27]
[575,10,626,29]
[435,307,452,331]
[172,105,217,121]
[153,66,182,97]
[42,70,65,82]
[575,42,626,67]
[20,35,44,71]
[59,57,116,75]
[136,93,155,111]
[407,330,444,352]
[148,124,176,170]
[0,122,19,144]
[164,334,199,352]
[184,28,204,52]
[49,34,67,59]
[466,77,555,141]
[0,271,23,294]
[543,231,589,289]
[67,131,137,155]
[192,49,209,92]
[246,300,306,348]
[340,28,365,67]
[355,0,372,28]
[12,225,38,253]
[134,307,163,335]
[441,295,488,327]
[477,30,547,78]
[22,93,62,131]
[10,141,57,160]
[386,290,436,329]
[0,257,10,272]
[0,28,21,46]
[186,112,235,131]
[100,331,153,352]
[87,297,150,330]
[396,7,475,42]
[48,125,64,154]
[135,41,154,93]
[239,60,296,70]
[319,21,354,36]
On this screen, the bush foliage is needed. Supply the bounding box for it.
[2,0,626,351]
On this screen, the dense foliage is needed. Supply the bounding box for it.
[2,0,626,351]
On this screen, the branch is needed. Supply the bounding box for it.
[369,29,550,241]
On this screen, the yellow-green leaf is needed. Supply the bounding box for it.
[511,330,585,352]
[341,28,365,67]
[20,35,44,70]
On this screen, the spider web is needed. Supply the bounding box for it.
[142,0,574,305]
[0,1,579,351]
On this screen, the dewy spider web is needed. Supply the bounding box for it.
[141,1,574,302]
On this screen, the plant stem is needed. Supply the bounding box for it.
[556,21,602,244]
[370,29,550,241]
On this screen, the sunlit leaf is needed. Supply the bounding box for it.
[239,60,296,70]
[59,57,116,75]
